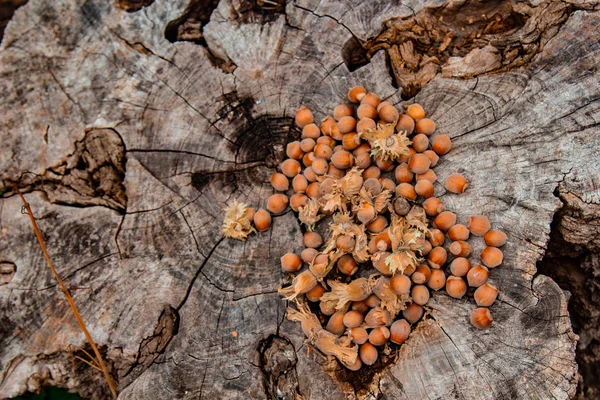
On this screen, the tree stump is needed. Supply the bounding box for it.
[1,0,599,398]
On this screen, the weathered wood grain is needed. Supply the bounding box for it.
[1,0,599,398]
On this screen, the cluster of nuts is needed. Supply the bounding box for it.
[221,86,507,371]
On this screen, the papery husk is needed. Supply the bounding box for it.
[220,201,255,241]
[340,168,364,197]
[323,213,370,263]
[278,270,318,300]
[298,198,324,231]
[359,123,412,161]
[364,306,392,327]
[371,276,408,318]
[287,300,322,341]
[320,169,363,214]
[372,252,392,275]
[320,278,372,310]
[406,205,429,233]
[309,253,334,282]
[373,189,392,213]
[315,329,359,368]
[385,250,419,275]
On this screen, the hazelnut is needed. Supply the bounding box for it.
[302,123,320,139]
[396,183,417,200]
[295,106,314,127]
[348,86,367,103]
[406,104,425,120]
[270,172,289,191]
[360,342,378,365]
[412,133,429,152]
[369,326,390,346]
[290,193,308,211]
[334,104,353,121]
[343,310,365,328]
[415,179,434,198]
[342,133,361,150]
[351,327,369,344]
[402,302,424,324]
[395,163,414,183]
[408,153,431,174]
[411,264,431,284]
[314,143,333,160]
[434,211,456,231]
[356,117,376,133]
[300,138,316,153]
[286,141,303,160]
[431,134,452,155]
[330,150,354,169]
[390,319,411,344]
[449,241,471,258]
[367,215,388,233]
[391,274,412,295]
[474,283,499,307]
[338,254,358,276]
[301,248,318,264]
[429,229,445,247]
[281,159,301,177]
[326,311,346,336]
[416,169,437,183]
[428,246,447,269]
[450,257,471,277]
[306,284,325,302]
[415,118,436,135]
[357,104,378,119]
[423,197,445,216]
[484,230,508,247]
[311,158,328,175]
[445,173,469,194]
[303,232,323,249]
[361,92,381,108]
[280,253,301,272]
[446,276,467,299]
[481,246,503,268]
[292,174,308,193]
[379,104,399,123]
[397,114,415,134]
[471,307,493,329]
[253,209,271,231]
[411,284,430,305]
[467,265,489,287]
[423,150,439,167]
[267,194,289,214]
[306,182,321,199]
[428,269,447,291]
[338,116,357,134]
[447,224,470,241]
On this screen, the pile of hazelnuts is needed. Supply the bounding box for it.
[259,86,508,370]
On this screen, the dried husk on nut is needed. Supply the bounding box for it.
[309,253,334,282]
[287,300,322,340]
[278,270,318,300]
[298,198,324,230]
[359,123,412,161]
[364,306,392,327]
[315,329,359,368]
[321,278,372,310]
[320,168,364,213]
[371,276,409,317]
[323,213,370,263]
[383,213,425,275]
[220,201,256,241]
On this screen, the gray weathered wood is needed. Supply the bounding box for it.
[1,0,599,398]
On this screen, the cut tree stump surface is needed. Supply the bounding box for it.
[1,0,599,399]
